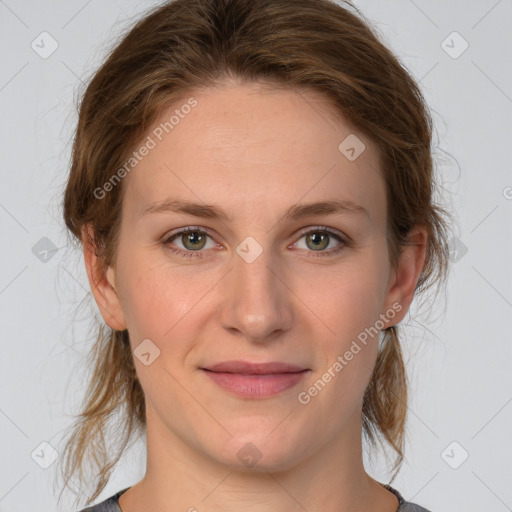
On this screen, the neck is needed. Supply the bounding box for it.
[119,404,399,512]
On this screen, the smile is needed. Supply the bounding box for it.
[200,360,310,398]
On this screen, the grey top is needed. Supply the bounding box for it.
[78,483,432,511]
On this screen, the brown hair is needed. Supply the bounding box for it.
[59,0,451,506]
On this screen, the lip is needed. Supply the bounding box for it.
[204,360,307,374]
[200,360,310,398]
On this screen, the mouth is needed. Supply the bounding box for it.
[200,360,310,398]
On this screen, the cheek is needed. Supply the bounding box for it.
[114,248,166,337]
[307,258,389,343]
[300,272,383,426]
[115,249,219,346]
[115,256,208,402]
[298,250,389,395]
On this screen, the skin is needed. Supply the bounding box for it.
[84,81,427,512]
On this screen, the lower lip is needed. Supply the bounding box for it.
[201,370,309,398]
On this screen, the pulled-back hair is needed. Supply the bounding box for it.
[59,0,451,506]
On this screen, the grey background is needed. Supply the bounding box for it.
[1,1,511,511]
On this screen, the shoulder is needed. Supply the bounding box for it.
[77,487,129,512]
[382,484,432,512]
[400,502,432,512]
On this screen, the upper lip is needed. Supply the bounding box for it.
[202,360,307,375]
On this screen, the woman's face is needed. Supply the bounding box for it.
[91,82,419,471]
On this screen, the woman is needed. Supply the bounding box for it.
[59,0,450,510]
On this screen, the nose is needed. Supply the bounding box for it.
[218,244,294,343]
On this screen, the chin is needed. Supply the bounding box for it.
[212,432,306,473]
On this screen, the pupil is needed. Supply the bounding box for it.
[309,232,328,250]
[185,232,204,249]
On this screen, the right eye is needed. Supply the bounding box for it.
[162,227,219,259]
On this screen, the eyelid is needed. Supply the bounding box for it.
[293,225,347,243]
[162,225,215,240]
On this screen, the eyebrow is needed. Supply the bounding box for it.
[141,197,369,222]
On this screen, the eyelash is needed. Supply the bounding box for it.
[162,226,349,260]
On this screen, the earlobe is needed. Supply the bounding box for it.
[382,226,428,329]
[82,225,127,331]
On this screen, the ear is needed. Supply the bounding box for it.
[381,225,428,328]
[82,225,127,331]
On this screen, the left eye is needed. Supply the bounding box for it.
[294,229,343,252]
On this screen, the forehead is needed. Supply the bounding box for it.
[121,83,386,227]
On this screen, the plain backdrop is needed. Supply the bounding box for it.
[1,1,511,511]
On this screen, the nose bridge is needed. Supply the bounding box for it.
[219,238,292,341]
